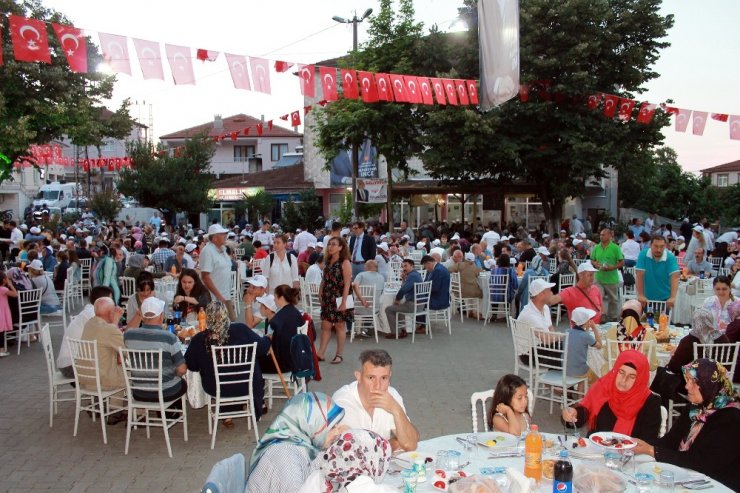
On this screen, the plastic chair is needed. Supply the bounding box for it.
[471,388,535,433]
[508,316,545,389]
[305,282,321,321]
[484,273,509,326]
[351,284,380,343]
[554,273,576,325]
[428,280,452,335]
[201,453,246,493]
[119,276,136,305]
[230,271,241,316]
[548,258,557,274]
[395,281,432,343]
[14,288,42,355]
[251,258,267,277]
[659,406,668,438]
[119,348,188,457]
[80,258,93,295]
[388,260,402,283]
[40,323,75,428]
[693,342,740,381]
[645,300,672,324]
[67,338,126,445]
[450,272,481,323]
[606,339,656,370]
[263,322,309,410]
[531,328,588,414]
[208,343,261,449]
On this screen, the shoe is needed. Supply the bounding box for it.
[357,331,371,338]
[330,355,343,365]
[398,330,409,339]
[0,350,9,357]
[106,411,127,426]
[223,419,234,429]
[415,327,427,335]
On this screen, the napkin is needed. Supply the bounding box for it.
[506,467,534,493]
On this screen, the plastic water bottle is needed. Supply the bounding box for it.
[553,450,573,493]
[524,424,542,482]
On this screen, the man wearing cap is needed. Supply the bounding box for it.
[253,221,273,251]
[183,243,197,269]
[549,261,604,325]
[635,234,680,308]
[123,297,188,402]
[374,242,390,279]
[200,224,237,321]
[589,228,624,322]
[420,254,450,333]
[297,242,316,277]
[349,221,377,280]
[566,307,602,383]
[24,226,44,243]
[243,275,268,329]
[516,278,557,332]
[516,246,550,312]
[385,259,423,339]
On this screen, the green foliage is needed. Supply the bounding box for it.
[244,189,275,226]
[89,189,122,222]
[281,200,302,234]
[0,0,134,184]
[62,211,81,224]
[117,136,215,214]
[283,189,325,233]
[338,191,354,224]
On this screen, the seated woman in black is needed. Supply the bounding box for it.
[173,268,211,323]
[634,358,740,491]
[184,301,271,425]
[258,284,304,374]
[562,349,661,441]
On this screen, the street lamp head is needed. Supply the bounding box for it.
[362,8,373,20]
[332,15,348,23]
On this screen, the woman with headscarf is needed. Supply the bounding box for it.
[666,308,730,381]
[633,359,740,491]
[246,392,347,493]
[601,299,658,372]
[297,429,394,493]
[123,253,147,279]
[184,301,270,427]
[562,350,661,441]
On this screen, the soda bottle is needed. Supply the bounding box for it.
[646,311,654,328]
[524,424,543,482]
[171,264,177,276]
[658,311,668,333]
[198,307,206,332]
[517,262,524,277]
[552,450,573,493]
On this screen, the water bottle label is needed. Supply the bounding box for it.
[553,480,572,493]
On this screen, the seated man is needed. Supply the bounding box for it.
[516,278,560,366]
[352,259,385,338]
[421,254,451,333]
[332,349,419,451]
[384,259,422,339]
[685,247,714,277]
[447,251,483,318]
[123,297,187,402]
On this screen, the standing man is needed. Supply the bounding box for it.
[200,224,236,321]
[253,220,274,252]
[549,261,603,325]
[621,230,641,267]
[589,228,624,322]
[148,212,162,233]
[293,226,317,256]
[635,234,680,309]
[356,180,370,203]
[570,214,584,236]
[348,221,376,280]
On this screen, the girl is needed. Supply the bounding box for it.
[489,374,531,436]
[0,270,19,357]
[173,268,211,323]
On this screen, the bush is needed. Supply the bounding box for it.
[89,190,122,222]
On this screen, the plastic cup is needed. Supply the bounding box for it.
[436,450,448,469]
[466,433,479,460]
[603,451,621,470]
[635,473,654,493]
[657,470,674,493]
[401,468,417,493]
[446,450,461,470]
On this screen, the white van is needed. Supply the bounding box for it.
[33,182,78,209]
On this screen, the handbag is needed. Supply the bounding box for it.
[650,366,682,404]
[186,371,208,409]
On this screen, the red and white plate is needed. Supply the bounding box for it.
[589,432,637,450]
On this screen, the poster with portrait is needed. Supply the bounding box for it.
[356,178,387,203]
[329,139,378,186]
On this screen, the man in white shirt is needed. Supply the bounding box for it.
[332,349,419,451]
[481,228,501,248]
[253,221,274,251]
[517,278,556,331]
[620,230,641,267]
[570,215,584,236]
[293,228,317,255]
[200,224,236,321]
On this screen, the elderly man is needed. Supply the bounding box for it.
[589,228,624,322]
[349,221,377,280]
[123,297,187,402]
[332,349,419,451]
[448,251,483,318]
[686,247,714,277]
[242,274,268,329]
[164,244,187,275]
[421,254,450,323]
[550,261,603,325]
[636,234,680,308]
[444,249,464,269]
[352,259,385,338]
[200,224,237,321]
[151,238,174,272]
[384,259,422,339]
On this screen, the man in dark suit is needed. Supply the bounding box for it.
[348,221,376,280]
[356,180,370,203]
[419,254,450,334]
[384,259,422,339]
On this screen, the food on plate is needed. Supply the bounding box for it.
[543,438,555,449]
[448,476,502,493]
[483,435,507,447]
[653,465,662,474]
[542,459,555,479]
[591,434,634,448]
[572,437,588,448]
[660,343,675,352]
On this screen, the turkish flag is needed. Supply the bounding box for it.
[692,111,708,136]
[586,93,602,110]
[225,53,251,90]
[165,44,195,85]
[268,121,273,131]
[358,71,379,103]
[243,128,250,136]
[711,113,729,122]
[98,32,131,75]
[729,115,740,140]
[454,80,470,105]
[602,94,619,118]
[275,60,293,72]
[618,98,636,121]
[52,23,87,72]
[664,106,679,115]
[430,78,446,105]
[256,123,263,136]
[418,77,434,105]
[196,49,218,62]
[250,57,272,94]
[675,108,691,132]
[291,111,301,127]
[404,76,422,104]
[442,79,458,105]
[319,66,338,101]
[341,69,359,99]
[299,64,316,97]
[636,103,657,124]
[518,85,530,102]
[230,132,238,141]
[466,80,479,105]
[375,73,392,101]
[389,74,406,102]
[9,15,51,64]
[132,38,164,80]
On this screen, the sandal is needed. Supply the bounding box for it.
[330,355,343,365]
[223,419,234,429]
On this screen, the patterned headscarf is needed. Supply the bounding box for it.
[249,392,345,474]
[312,429,391,492]
[616,300,647,342]
[689,308,722,344]
[679,358,739,451]
[204,301,231,357]
[727,299,740,321]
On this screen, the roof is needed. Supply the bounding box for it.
[273,153,303,168]
[701,160,740,174]
[214,163,312,192]
[159,114,302,140]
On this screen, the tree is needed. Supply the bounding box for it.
[0,0,134,184]
[421,0,674,232]
[117,137,215,221]
[243,189,275,227]
[89,189,122,222]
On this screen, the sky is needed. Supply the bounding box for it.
[39,0,740,173]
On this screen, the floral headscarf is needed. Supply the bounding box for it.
[727,299,740,321]
[679,358,739,450]
[689,308,722,344]
[616,299,647,342]
[204,301,231,357]
[312,429,391,492]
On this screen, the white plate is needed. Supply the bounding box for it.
[477,432,518,449]
[636,462,689,482]
[394,450,434,465]
[589,432,637,450]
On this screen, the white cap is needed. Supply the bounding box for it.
[28,259,44,271]
[141,297,165,318]
[60,234,67,240]
[692,225,704,232]
[571,307,597,326]
[577,261,598,273]
[256,294,277,312]
[451,233,460,240]
[377,242,389,252]
[464,252,475,262]
[573,239,583,246]
[341,228,351,236]
[185,244,197,253]
[207,224,229,236]
[247,275,268,288]
[296,228,302,233]
[560,229,567,234]
[30,226,41,234]
[227,231,236,238]
[536,246,550,256]
[316,241,324,248]
[307,242,316,249]
[529,278,556,297]
[20,224,28,230]
[542,233,550,238]
[432,239,441,246]
[430,247,445,257]
[178,238,187,245]
[402,234,410,240]
[577,232,587,239]
[677,235,685,241]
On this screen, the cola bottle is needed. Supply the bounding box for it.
[553,450,572,493]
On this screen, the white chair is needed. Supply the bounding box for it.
[554,273,576,325]
[548,258,557,274]
[693,342,740,381]
[450,272,481,323]
[119,276,136,305]
[605,339,657,370]
[409,251,423,262]
[234,248,245,258]
[44,282,69,333]
[119,348,188,457]
[708,256,723,276]
[351,284,380,343]
[388,260,402,283]
[14,288,42,355]
[67,265,84,307]
[484,273,510,326]
[509,317,543,388]
[67,338,127,445]
[659,405,668,438]
[209,343,260,449]
[251,258,267,277]
[691,279,714,309]
[531,328,588,414]
[306,282,321,321]
[263,321,309,409]
[80,258,93,295]
[471,388,535,433]
[645,300,672,324]
[620,267,637,303]
[230,271,241,316]
[429,280,452,335]
[395,281,432,343]
[298,277,308,311]
[40,323,75,428]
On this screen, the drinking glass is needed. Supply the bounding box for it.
[436,450,448,469]
[620,450,635,474]
[401,469,418,493]
[657,470,675,493]
[603,451,621,470]
[446,450,461,470]
[466,434,479,460]
[635,473,654,493]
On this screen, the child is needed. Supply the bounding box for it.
[0,270,19,357]
[566,307,602,385]
[489,374,531,435]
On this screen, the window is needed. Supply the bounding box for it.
[233,145,255,162]
[271,143,288,161]
[716,173,729,187]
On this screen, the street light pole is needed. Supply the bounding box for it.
[333,8,372,221]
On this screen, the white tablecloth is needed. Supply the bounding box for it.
[673,282,693,325]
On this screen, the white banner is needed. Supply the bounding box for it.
[478,0,520,110]
[356,178,387,204]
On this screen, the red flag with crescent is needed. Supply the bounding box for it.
[375,73,392,101]
[729,115,740,141]
[300,64,316,98]
[466,80,479,105]
[225,53,251,90]
[358,71,379,103]
[98,32,131,75]
[455,80,470,105]
[442,79,458,105]
[9,15,51,64]
[341,69,359,99]
[389,74,406,102]
[318,66,337,101]
[291,111,301,127]
[636,103,657,124]
[602,94,619,118]
[404,76,422,104]
[692,111,708,136]
[418,77,434,105]
[165,44,195,85]
[617,98,636,121]
[586,93,602,110]
[249,57,271,94]
[430,78,446,105]
[132,38,164,80]
[675,108,691,132]
[52,23,87,72]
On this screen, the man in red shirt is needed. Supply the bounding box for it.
[549,261,603,325]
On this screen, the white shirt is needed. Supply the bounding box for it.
[570,218,584,235]
[305,264,323,285]
[253,230,273,249]
[199,242,233,300]
[265,252,299,294]
[717,231,738,244]
[332,381,408,440]
[10,227,23,249]
[620,238,641,261]
[517,301,552,331]
[293,231,317,255]
[183,253,196,269]
[57,304,95,369]
[645,217,655,233]
[481,231,501,246]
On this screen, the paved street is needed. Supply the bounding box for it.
[0,310,562,492]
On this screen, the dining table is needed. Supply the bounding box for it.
[382,432,731,492]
